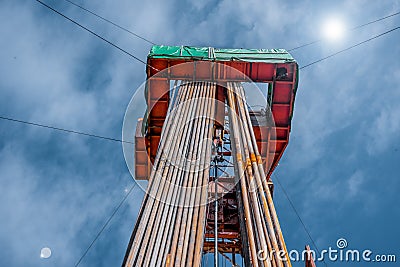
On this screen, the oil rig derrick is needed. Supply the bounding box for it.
[122,46,314,267]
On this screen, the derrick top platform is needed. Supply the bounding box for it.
[135,45,299,181]
[147,45,299,83]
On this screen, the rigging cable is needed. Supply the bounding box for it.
[34,0,158,71]
[74,182,137,267]
[273,174,328,267]
[0,24,398,149]
[299,26,400,69]
[289,11,400,51]
[62,0,156,45]
[0,115,133,144]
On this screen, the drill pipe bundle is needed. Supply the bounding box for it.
[227,82,292,267]
[124,81,216,267]
[124,81,292,267]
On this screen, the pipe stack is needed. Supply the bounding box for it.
[124,81,292,267]
[227,82,292,267]
[124,81,216,267]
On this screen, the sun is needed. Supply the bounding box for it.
[322,18,346,41]
[40,247,52,259]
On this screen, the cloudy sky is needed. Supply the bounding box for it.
[0,0,399,266]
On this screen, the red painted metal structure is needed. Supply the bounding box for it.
[135,46,299,183]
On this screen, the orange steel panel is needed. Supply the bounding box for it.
[140,58,298,182]
[135,151,148,166]
[149,135,160,161]
[251,62,275,81]
[202,241,242,254]
[253,126,269,142]
[270,140,286,152]
[135,133,146,151]
[149,101,168,118]
[275,127,288,140]
[273,83,292,103]
[223,61,249,80]
[135,119,150,180]
[195,61,213,79]
[148,79,169,101]
[147,58,168,76]
[149,124,164,136]
[205,232,240,239]
[148,58,297,82]
[169,60,193,78]
[135,165,149,180]
[259,141,268,156]
[272,104,291,126]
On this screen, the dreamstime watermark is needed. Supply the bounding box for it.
[257,238,397,263]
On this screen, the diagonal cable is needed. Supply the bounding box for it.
[0,115,133,144]
[62,0,156,45]
[289,11,400,51]
[34,0,158,71]
[74,182,137,267]
[300,26,400,69]
[273,174,328,267]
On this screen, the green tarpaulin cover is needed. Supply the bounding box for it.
[148,45,296,64]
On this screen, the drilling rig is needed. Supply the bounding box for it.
[122,46,314,267]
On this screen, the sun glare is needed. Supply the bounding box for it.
[322,18,345,41]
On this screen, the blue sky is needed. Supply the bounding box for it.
[0,0,399,266]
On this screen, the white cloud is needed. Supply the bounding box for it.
[347,170,364,196]
[367,105,400,154]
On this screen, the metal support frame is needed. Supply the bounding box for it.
[214,156,218,267]
[204,96,241,266]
